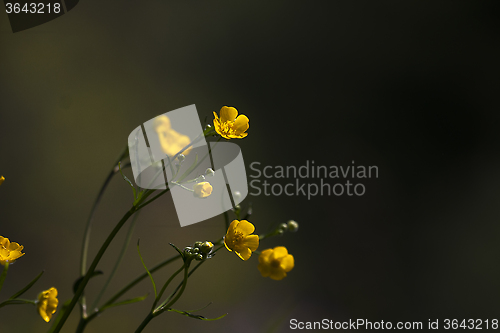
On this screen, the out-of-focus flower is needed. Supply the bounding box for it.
[193,182,213,198]
[213,106,249,139]
[258,246,294,281]
[0,236,25,266]
[37,287,58,322]
[154,115,191,157]
[0,176,4,186]
[224,220,259,260]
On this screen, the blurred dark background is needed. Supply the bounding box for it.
[1,1,500,332]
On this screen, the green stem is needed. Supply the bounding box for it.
[0,298,35,308]
[153,265,184,310]
[156,262,189,314]
[135,312,154,333]
[0,262,9,296]
[79,147,129,317]
[91,211,140,310]
[100,253,182,310]
[52,207,137,333]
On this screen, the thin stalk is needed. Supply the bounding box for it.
[79,147,129,317]
[52,207,137,333]
[0,262,9,296]
[153,265,184,310]
[135,313,154,333]
[91,211,140,310]
[0,298,35,308]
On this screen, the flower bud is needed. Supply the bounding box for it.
[177,154,185,162]
[200,241,214,254]
[205,168,215,177]
[287,220,299,232]
[279,223,288,232]
[196,254,204,261]
[193,182,213,198]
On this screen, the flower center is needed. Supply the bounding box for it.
[270,259,281,268]
[233,231,244,244]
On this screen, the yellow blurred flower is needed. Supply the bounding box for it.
[154,115,192,157]
[193,182,213,198]
[0,236,25,266]
[37,287,58,322]
[258,246,294,281]
[213,106,249,139]
[224,220,259,260]
[0,176,4,186]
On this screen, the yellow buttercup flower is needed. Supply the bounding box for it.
[258,246,294,281]
[37,287,59,322]
[224,220,259,260]
[213,106,249,139]
[0,236,25,266]
[154,115,192,157]
[193,182,213,198]
[0,176,4,186]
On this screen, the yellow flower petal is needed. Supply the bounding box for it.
[281,254,294,272]
[271,246,289,260]
[233,115,249,135]
[0,176,4,186]
[219,106,238,123]
[242,234,259,251]
[236,220,255,235]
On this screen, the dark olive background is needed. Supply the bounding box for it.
[1,1,500,332]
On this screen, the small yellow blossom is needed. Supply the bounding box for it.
[37,287,58,322]
[154,115,192,157]
[193,182,213,198]
[258,246,294,281]
[224,220,259,260]
[0,176,4,186]
[213,106,249,139]
[0,236,25,266]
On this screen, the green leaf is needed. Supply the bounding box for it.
[168,308,227,321]
[119,162,137,201]
[46,298,72,333]
[73,270,103,294]
[169,243,183,258]
[9,270,44,300]
[100,293,149,311]
[137,239,157,299]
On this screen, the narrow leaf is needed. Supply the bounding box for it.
[137,239,157,299]
[100,293,149,311]
[9,270,44,300]
[168,308,227,321]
